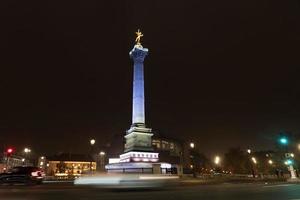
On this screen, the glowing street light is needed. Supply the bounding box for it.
[279,137,288,145]
[247,149,251,154]
[285,159,293,165]
[214,156,221,165]
[251,157,257,164]
[290,153,295,158]
[190,142,195,149]
[24,148,31,153]
[90,139,96,146]
[99,151,106,156]
[268,160,273,165]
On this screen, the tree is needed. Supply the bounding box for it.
[224,148,250,174]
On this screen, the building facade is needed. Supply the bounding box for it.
[41,153,96,177]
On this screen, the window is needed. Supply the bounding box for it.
[170,143,174,150]
[162,141,169,149]
[152,140,161,149]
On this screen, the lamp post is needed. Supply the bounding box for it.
[24,147,31,166]
[214,156,220,165]
[251,157,257,164]
[246,149,255,178]
[214,156,221,174]
[278,134,299,181]
[284,157,299,181]
[247,149,251,154]
[99,151,106,171]
[89,139,95,172]
[189,142,196,177]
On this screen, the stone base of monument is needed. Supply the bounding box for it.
[105,162,172,174]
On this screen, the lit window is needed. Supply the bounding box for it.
[170,143,174,150]
[162,141,168,149]
[152,140,161,149]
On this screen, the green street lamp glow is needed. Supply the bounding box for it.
[279,137,288,145]
[285,159,293,165]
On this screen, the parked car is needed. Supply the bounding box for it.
[0,166,45,185]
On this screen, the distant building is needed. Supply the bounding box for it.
[152,136,183,164]
[0,153,32,173]
[41,153,96,177]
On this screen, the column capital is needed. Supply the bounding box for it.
[129,45,148,63]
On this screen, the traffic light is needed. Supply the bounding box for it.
[284,159,293,165]
[6,148,14,156]
[279,137,288,145]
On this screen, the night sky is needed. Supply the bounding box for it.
[0,1,300,156]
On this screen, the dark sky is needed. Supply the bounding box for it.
[0,0,300,156]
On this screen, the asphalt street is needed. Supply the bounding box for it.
[0,183,300,200]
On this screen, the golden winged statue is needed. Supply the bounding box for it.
[135,29,143,46]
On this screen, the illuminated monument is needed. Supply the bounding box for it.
[124,30,154,154]
[106,30,167,173]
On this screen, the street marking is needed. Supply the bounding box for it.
[264,184,295,188]
[43,180,74,183]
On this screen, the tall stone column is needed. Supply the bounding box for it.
[105,31,160,172]
[124,44,153,153]
[130,45,148,126]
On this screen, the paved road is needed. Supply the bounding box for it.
[0,183,300,200]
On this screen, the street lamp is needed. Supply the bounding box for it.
[247,149,251,154]
[285,159,293,166]
[99,151,106,171]
[214,156,220,165]
[90,139,96,146]
[268,160,273,165]
[23,148,31,166]
[189,142,195,177]
[89,139,96,172]
[251,157,257,164]
[24,148,31,153]
[279,137,288,145]
[190,142,195,149]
